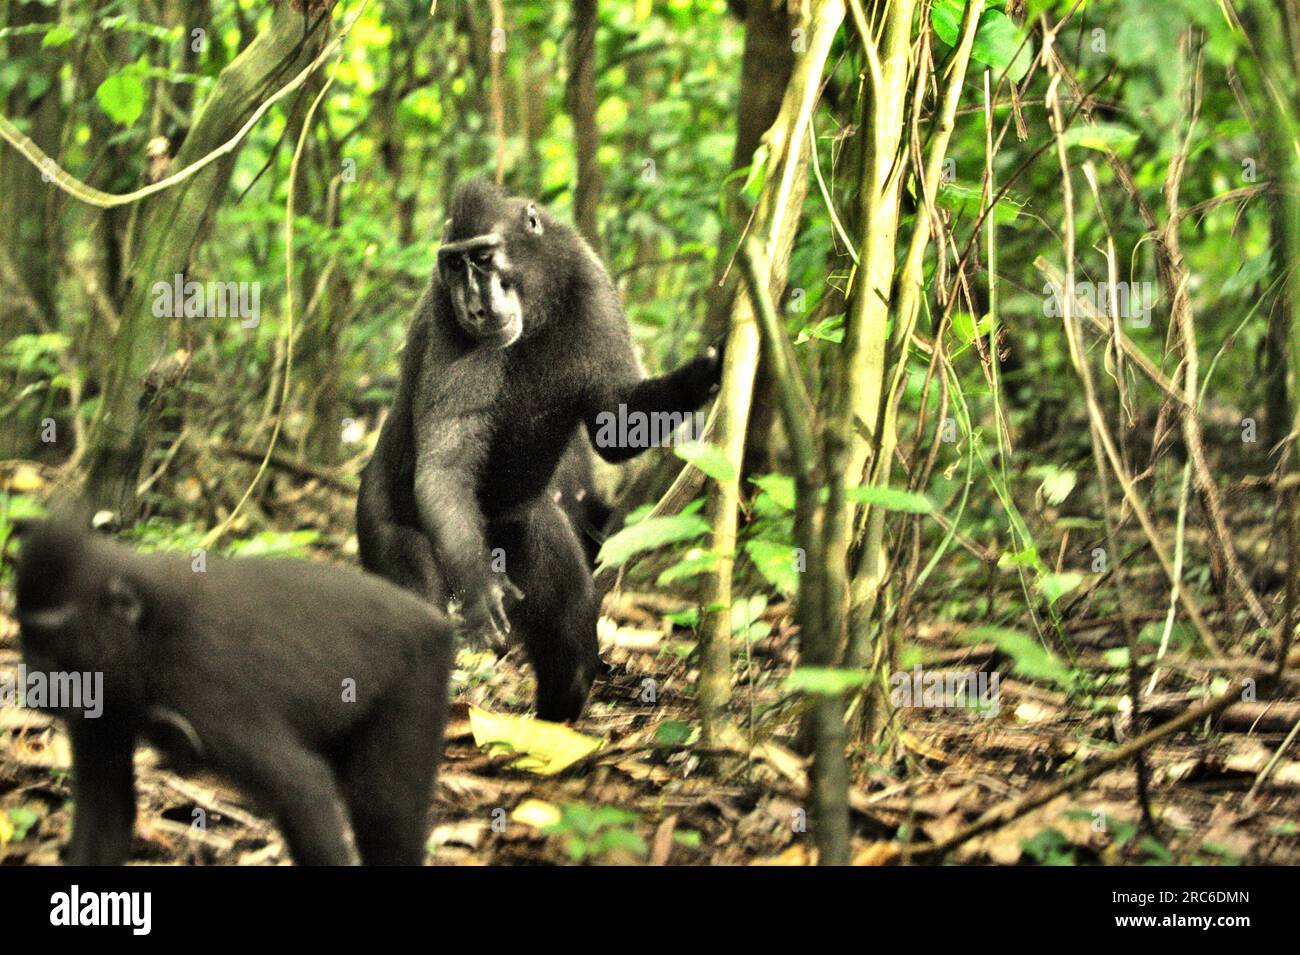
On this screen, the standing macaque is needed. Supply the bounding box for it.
[12,520,452,866]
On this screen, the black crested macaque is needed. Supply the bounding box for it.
[357,179,722,720]
[12,521,452,866]
[552,434,618,568]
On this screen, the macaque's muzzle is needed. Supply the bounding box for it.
[439,233,523,347]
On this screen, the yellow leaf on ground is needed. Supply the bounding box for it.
[853,841,901,866]
[468,706,603,776]
[512,799,563,829]
[751,844,812,866]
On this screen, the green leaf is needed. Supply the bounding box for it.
[595,828,648,858]
[41,24,76,48]
[931,1,1034,81]
[5,806,39,842]
[96,65,146,126]
[1103,647,1130,668]
[744,539,802,597]
[730,593,769,633]
[794,313,845,344]
[656,549,718,586]
[1037,571,1083,605]
[1021,827,1075,865]
[937,180,1025,224]
[750,473,796,510]
[1221,250,1271,297]
[963,626,1072,686]
[998,546,1040,569]
[654,719,693,746]
[784,666,870,697]
[1062,123,1140,154]
[596,512,710,569]
[673,441,736,483]
[664,608,699,628]
[845,485,934,513]
[1035,467,1077,506]
[740,143,769,204]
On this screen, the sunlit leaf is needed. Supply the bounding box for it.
[468,706,603,776]
[931,0,1034,80]
[963,627,1072,686]
[674,441,736,483]
[846,485,934,513]
[596,511,710,569]
[784,666,870,697]
[96,65,146,126]
[1062,123,1141,154]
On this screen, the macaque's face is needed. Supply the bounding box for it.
[437,182,552,348]
[15,536,142,684]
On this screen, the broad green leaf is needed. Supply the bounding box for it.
[937,180,1025,224]
[1062,123,1140,154]
[1103,647,1130,668]
[1035,467,1077,506]
[664,608,699,628]
[468,706,602,776]
[674,441,736,483]
[41,24,76,48]
[1037,571,1083,605]
[745,539,802,597]
[730,593,769,633]
[741,142,769,203]
[96,65,146,126]
[963,626,1072,686]
[784,666,870,697]
[998,545,1040,569]
[751,473,796,510]
[654,719,693,746]
[931,0,1034,81]
[846,485,934,513]
[1221,250,1271,297]
[656,549,718,586]
[794,313,845,344]
[596,511,710,568]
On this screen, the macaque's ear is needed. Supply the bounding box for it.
[103,576,143,627]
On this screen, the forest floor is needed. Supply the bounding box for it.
[3,583,1297,866]
[2,449,1299,865]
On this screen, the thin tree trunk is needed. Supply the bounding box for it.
[568,0,601,247]
[697,0,844,771]
[82,6,332,517]
[0,0,62,344]
[838,0,918,706]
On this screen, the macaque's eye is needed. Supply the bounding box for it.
[525,204,543,235]
[445,256,464,272]
[473,249,495,266]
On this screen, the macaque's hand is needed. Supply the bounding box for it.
[456,576,525,653]
[694,336,726,398]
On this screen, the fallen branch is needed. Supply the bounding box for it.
[215,441,357,493]
[911,680,1248,861]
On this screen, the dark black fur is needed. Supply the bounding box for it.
[552,434,617,568]
[357,179,720,720]
[12,521,452,866]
